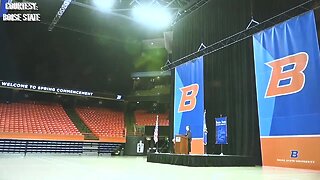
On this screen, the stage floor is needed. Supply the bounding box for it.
[0,154,319,180]
[147,153,256,167]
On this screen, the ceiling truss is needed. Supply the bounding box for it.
[47,0,207,31]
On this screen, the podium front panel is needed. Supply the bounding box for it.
[174,135,188,154]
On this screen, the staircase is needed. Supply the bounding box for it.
[125,110,135,136]
[63,106,99,140]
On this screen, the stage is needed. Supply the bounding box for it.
[147,153,255,167]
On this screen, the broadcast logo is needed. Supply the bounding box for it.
[1,1,41,22]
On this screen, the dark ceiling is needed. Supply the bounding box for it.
[0,0,179,95]
[2,0,316,96]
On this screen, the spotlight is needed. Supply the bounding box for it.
[93,0,115,12]
[132,4,172,29]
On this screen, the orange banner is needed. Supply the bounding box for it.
[191,139,204,154]
[261,136,320,170]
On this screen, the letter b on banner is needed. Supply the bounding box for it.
[265,52,308,98]
[178,84,199,113]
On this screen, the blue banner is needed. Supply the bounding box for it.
[253,11,320,170]
[215,117,227,144]
[253,11,320,136]
[174,56,204,153]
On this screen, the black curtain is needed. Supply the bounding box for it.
[172,0,306,165]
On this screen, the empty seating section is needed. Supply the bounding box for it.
[0,102,81,137]
[135,110,169,126]
[76,107,125,138]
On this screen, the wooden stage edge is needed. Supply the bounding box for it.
[147,153,256,167]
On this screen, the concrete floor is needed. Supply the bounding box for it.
[0,155,319,180]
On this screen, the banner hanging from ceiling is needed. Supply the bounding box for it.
[174,56,204,154]
[253,11,320,170]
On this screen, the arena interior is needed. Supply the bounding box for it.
[0,0,320,179]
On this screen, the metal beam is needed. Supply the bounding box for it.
[55,0,182,26]
[48,0,197,32]
[70,1,135,22]
[48,0,72,31]
[162,0,320,71]
[172,0,211,25]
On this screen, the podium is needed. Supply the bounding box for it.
[174,135,188,154]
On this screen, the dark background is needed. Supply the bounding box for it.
[171,0,319,164]
[0,0,167,95]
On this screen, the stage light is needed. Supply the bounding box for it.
[116,95,122,100]
[132,4,172,29]
[93,0,115,11]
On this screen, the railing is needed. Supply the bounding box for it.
[0,139,123,155]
